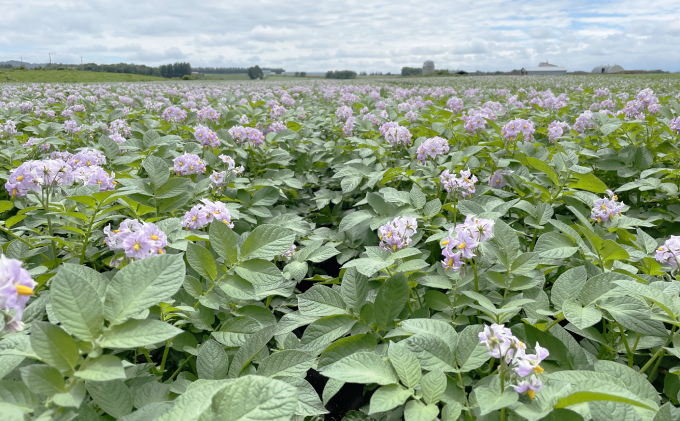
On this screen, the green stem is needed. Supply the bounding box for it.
[80,202,102,264]
[640,326,676,374]
[617,323,634,367]
[159,341,171,374]
[167,356,194,381]
[543,316,564,332]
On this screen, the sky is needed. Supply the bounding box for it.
[1,0,679,73]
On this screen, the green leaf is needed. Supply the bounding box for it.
[339,210,374,232]
[30,321,80,373]
[320,351,398,385]
[53,380,87,408]
[156,380,232,421]
[104,253,186,325]
[99,319,183,348]
[421,369,446,405]
[410,185,427,209]
[298,285,348,317]
[568,172,608,193]
[228,325,276,378]
[234,259,283,286]
[85,380,133,419]
[297,314,357,355]
[197,340,230,380]
[442,402,463,421]
[0,380,38,411]
[374,273,409,331]
[554,390,656,411]
[599,296,668,337]
[143,129,161,147]
[455,325,489,371]
[50,263,105,341]
[75,355,126,381]
[535,232,578,259]
[318,334,377,369]
[186,243,218,281]
[240,225,295,261]
[340,267,369,312]
[258,350,315,378]
[563,299,602,330]
[594,360,660,404]
[251,186,280,207]
[200,376,298,421]
[210,221,238,266]
[369,384,411,415]
[404,333,457,372]
[527,156,559,186]
[475,385,518,416]
[551,266,587,310]
[404,399,439,421]
[20,365,65,396]
[492,219,521,268]
[143,155,170,187]
[601,240,630,262]
[388,342,421,388]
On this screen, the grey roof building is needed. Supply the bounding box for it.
[423,60,435,76]
[520,61,567,75]
[592,64,624,74]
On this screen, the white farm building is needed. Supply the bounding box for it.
[592,64,624,74]
[423,60,435,75]
[520,61,567,76]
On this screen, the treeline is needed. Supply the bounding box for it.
[159,62,191,78]
[401,66,422,76]
[57,62,191,78]
[191,66,285,74]
[326,70,357,79]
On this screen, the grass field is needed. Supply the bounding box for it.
[203,74,251,80]
[0,70,166,83]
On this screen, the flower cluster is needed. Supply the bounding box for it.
[440,215,494,271]
[655,236,680,268]
[0,255,36,332]
[182,199,234,230]
[194,125,220,148]
[440,169,477,197]
[103,219,167,260]
[162,106,187,123]
[573,110,595,133]
[73,166,116,191]
[343,116,355,137]
[488,169,512,188]
[379,122,412,147]
[501,118,535,142]
[479,324,549,399]
[590,190,625,225]
[64,120,80,134]
[462,108,495,133]
[446,97,464,113]
[68,149,106,168]
[547,121,571,142]
[416,136,449,163]
[671,117,680,133]
[197,106,221,122]
[173,153,207,176]
[335,106,353,122]
[228,126,265,147]
[5,160,74,198]
[378,217,417,252]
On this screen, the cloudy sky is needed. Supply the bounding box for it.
[1,0,679,72]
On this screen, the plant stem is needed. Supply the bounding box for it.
[159,341,171,374]
[640,326,676,374]
[617,323,634,367]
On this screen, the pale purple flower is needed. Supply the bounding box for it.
[162,106,187,123]
[335,106,353,122]
[502,119,535,142]
[73,166,116,191]
[547,121,571,142]
[198,106,221,122]
[591,190,624,225]
[182,199,234,230]
[441,169,477,197]
[228,126,265,147]
[104,219,166,260]
[416,136,449,163]
[343,116,355,136]
[489,169,512,188]
[441,247,463,272]
[378,217,417,252]
[173,153,206,176]
[68,149,106,168]
[656,236,680,268]
[64,120,80,134]
[0,255,36,332]
[670,117,680,133]
[513,375,543,397]
[573,110,595,133]
[446,97,464,113]
[379,122,412,147]
[239,114,249,124]
[194,125,220,148]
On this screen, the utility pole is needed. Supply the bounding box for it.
[80,56,83,69]
[49,53,52,69]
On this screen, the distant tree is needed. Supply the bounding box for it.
[326,70,357,79]
[300,72,306,77]
[401,67,421,76]
[248,65,263,79]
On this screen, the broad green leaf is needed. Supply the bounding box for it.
[320,351,398,385]
[297,314,357,355]
[278,376,328,416]
[601,240,630,262]
[455,325,489,372]
[30,321,80,373]
[143,155,170,187]
[156,379,231,421]
[404,399,439,421]
[50,264,105,341]
[404,333,457,372]
[421,369,446,405]
[594,360,659,404]
[526,156,559,186]
[340,267,369,312]
[75,355,126,381]
[234,259,283,286]
[85,379,133,419]
[562,299,602,330]
[200,376,298,421]
[374,273,409,331]
[197,340,230,380]
[210,221,238,266]
[186,243,217,281]
[369,384,411,415]
[53,381,87,408]
[475,385,519,416]
[99,319,183,348]
[0,380,38,411]
[599,296,668,337]
[258,350,315,378]
[388,342,421,388]
[240,225,295,261]
[104,253,186,325]
[568,172,608,193]
[318,334,377,369]
[297,285,348,317]
[551,266,587,310]
[20,365,65,396]
[228,325,276,378]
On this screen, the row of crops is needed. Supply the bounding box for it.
[0,76,680,420]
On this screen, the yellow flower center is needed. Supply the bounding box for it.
[114,229,121,233]
[16,285,33,296]
[527,390,535,400]
[458,242,466,249]
[441,240,449,246]
[151,235,158,240]
[393,244,397,251]
[158,248,165,254]
[534,365,544,374]
[192,216,197,221]
[11,188,16,197]
[16,175,24,181]
[658,247,664,251]
[134,243,140,250]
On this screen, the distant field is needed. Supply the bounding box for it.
[203,74,251,80]
[0,70,166,83]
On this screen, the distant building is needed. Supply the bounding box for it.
[191,72,200,75]
[592,64,624,74]
[423,60,435,76]
[520,61,567,75]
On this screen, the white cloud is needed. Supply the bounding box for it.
[0,0,679,72]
